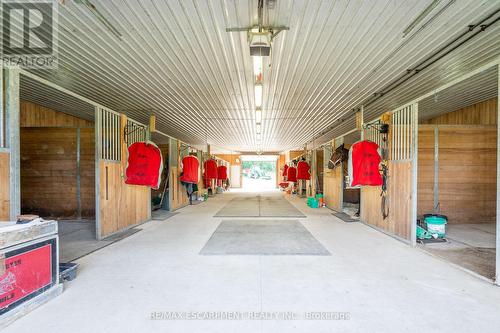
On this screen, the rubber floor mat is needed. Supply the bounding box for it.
[200,219,330,255]
[214,194,305,218]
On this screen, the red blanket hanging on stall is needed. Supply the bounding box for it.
[125,141,163,189]
[282,164,289,178]
[217,165,228,180]
[204,159,218,179]
[297,161,310,180]
[287,166,297,182]
[351,140,382,186]
[179,155,199,184]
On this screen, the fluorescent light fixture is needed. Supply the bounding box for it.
[253,56,262,76]
[403,0,442,37]
[76,0,122,39]
[255,85,263,108]
[253,56,263,83]
[256,123,261,134]
[255,108,262,123]
[256,133,261,141]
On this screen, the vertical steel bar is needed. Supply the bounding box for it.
[104,111,108,160]
[409,106,412,158]
[402,109,405,159]
[360,105,364,141]
[114,114,118,160]
[408,106,411,159]
[405,107,408,159]
[110,113,113,160]
[114,116,117,160]
[117,115,120,159]
[397,110,401,160]
[403,108,406,159]
[392,113,395,160]
[95,106,102,239]
[397,114,400,159]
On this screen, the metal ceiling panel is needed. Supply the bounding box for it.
[418,66,498,121]
[10,0,499,152]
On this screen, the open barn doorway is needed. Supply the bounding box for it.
[19,75,98,263]
[241,155,278,192]
[150,132,170,218]
[341,131,362,219]
[416,66,498,281]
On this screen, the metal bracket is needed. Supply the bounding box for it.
[363,122,389,134]
[225,26,289,42]
[124,124,147,145]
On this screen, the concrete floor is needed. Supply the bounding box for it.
[5,191,500,333]
[58,220,141,262]
[420,223,496,280]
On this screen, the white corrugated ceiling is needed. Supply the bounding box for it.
[19,0,500,152]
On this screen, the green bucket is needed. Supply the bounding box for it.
[424,215,447,238]
[416,225,433,239]
[311,198,319,208]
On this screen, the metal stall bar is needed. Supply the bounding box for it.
[95,106,102,238]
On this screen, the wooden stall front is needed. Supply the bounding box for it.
[360,111,415,241]
[323,165,343,211]
[97,113,150,239]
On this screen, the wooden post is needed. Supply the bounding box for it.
[311,149,317,197]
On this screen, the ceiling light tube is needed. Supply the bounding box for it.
[255,85,263,108]
[255,108,262,123]
[253,56,263,83]
[256,123,261,134]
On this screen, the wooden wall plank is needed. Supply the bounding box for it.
[20,100,93,128]
[19,127,95,219]
[421,97,497,125]
[361,161,412,240]
[417,126,435,217]
[323,167,342,210]
[21,128,77,218]
[417,125,496,224]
